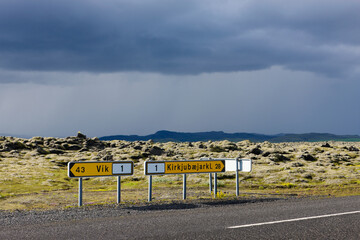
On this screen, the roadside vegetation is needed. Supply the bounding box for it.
[0,133,359,210]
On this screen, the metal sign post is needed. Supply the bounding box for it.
[236,158,239,196]
[78,178,83,206]
[117,176,121,204]
[183,174,187,200]
[148,175,152,202]
[214,173,217,198]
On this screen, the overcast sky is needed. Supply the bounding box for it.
[0,0,359,137]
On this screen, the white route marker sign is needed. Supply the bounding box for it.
[112,162,133,175]
[225,158,252,172]
[146,162,166,174]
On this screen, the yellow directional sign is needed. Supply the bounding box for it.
[145,160,225,175]
[68,161,133,178]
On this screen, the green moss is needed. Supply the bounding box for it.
[348,179,360,184]
[122,181,143,188]
[281,183,296,188]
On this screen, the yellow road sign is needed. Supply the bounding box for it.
[145,160,225,175]
[68,161,133,178]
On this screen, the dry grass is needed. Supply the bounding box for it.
[1,138,359,210]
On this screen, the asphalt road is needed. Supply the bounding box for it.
[1,196,359,239]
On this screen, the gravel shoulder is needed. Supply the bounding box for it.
[0,195,297,227]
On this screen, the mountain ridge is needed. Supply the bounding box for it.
[99,130,360,142]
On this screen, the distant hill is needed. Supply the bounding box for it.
[99,130,360,143]
[0,133,33,139]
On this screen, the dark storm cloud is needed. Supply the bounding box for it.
[0,0,359,79]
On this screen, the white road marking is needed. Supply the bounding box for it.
[228,210,360,229]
